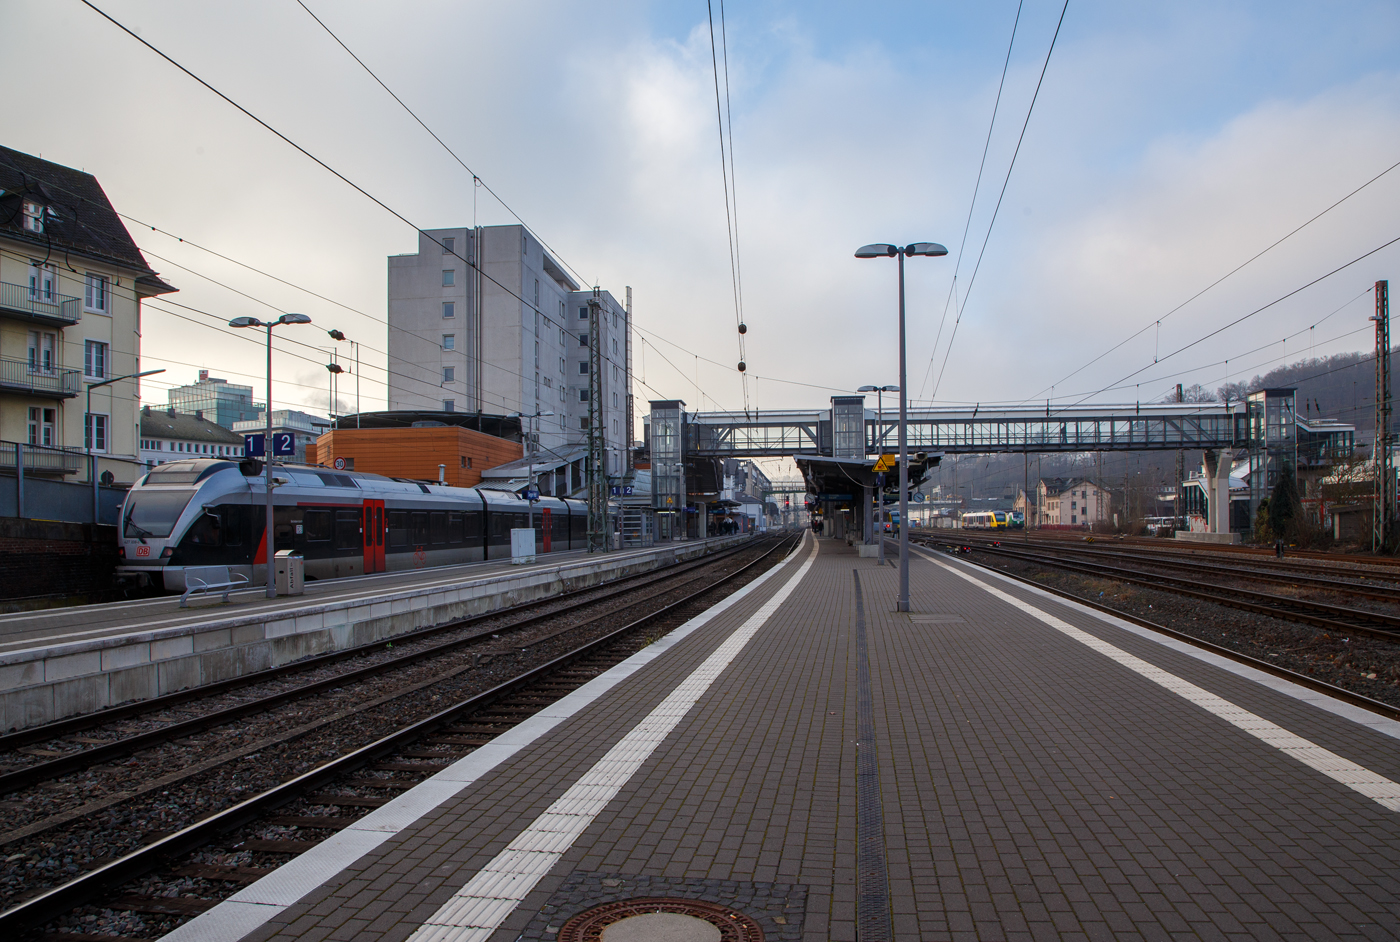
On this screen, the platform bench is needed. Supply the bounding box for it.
[179,566,251,608]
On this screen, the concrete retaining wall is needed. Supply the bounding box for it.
[1,536,747,732]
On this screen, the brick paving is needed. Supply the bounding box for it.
[239,536,1400,942]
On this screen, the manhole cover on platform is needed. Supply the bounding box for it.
[559,898,764,942]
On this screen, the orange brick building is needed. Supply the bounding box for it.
[309,426,522,488]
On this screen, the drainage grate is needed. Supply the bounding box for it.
[853,570,893,941]
[558,897,765,941]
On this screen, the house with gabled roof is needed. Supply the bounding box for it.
[0,145,175,491]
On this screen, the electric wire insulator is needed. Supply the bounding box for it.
[738,323,747,334]
[737,361,746,372]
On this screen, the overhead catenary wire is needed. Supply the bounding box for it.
[919,0,1024,402]
[1023,152,1400,406]
[1056,233,1400,413]
[931,0,1070,400]
[290,0,591,294]
[706,0,749,413]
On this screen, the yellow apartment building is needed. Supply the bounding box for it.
[0,145,175,491]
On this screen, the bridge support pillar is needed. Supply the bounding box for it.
[1203,449,1235,535]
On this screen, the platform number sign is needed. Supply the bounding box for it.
[244,433,297,458]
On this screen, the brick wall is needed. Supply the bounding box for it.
[0,517,119,606]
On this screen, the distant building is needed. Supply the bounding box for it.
[1036,478,1111,527]
[0,145,176,488]
[386,225,633,478]
[139,406,245,470]
[168,370,263,429]
[231,409,329,465]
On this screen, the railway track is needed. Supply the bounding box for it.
[0,535,797,939]
[947,539,1400,604]
[918,536,1400,642]
[948,530,1400,582]
[0,538,764,791]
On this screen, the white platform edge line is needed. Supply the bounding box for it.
[405,536,821,941]
[161,533,810,942]
[919,548,1400,814]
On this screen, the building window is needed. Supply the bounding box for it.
[443,399,455,412]
[543,376,552,389]
[579,332,588,347]
[559,327,566,345]
[579,306,588,320]
[613,391,618,408]
[534,279,539,306]
[443,333,455,350]
[28,407,56,446]
[560,386,566,401]
[580,388,590,402]
[443,366,455,383]
[84,340,108,378]
[580,416,589,429]
[612,338,618,355]
[560,356,566,374]
[84,274,109,313]
[579,361,589,375]
[28,330,56,373]
[442,236,455,254]
[442,270,455,287]
[22,200,44,233]
[29,261,55,301]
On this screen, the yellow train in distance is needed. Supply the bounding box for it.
[961,511,1010,529]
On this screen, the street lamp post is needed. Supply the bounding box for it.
[87,368,165,523]
[856,242,947,612]
[857,383,899,564]
[230,313,312,599]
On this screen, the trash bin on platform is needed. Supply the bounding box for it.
[274,549,304,596]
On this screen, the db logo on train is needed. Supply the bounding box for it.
[135,545,151,557]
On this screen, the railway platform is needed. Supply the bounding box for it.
[0,536,747,733]
[164,531,1400,942]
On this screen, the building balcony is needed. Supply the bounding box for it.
[0,357,80,399]
[0,281,82,328]
[0,440,83,475]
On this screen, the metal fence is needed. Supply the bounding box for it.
[0,356,80,397]
[0,440,84,474]
[0,281,81,325]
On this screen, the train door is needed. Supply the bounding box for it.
[362,500,386,573]
[542,507,552,553]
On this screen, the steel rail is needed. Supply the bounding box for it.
[928,545,1400,723]
[977,541,1400,603]
[947,529,1400,582]
[0,535,797,935]
[0,540,761,793]
[920,538,1400,642]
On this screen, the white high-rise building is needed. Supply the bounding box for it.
[386,225,633,478]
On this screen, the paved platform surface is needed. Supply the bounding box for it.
[0,541,714,654]
[169,533,1400,942]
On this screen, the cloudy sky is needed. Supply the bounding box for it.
[5,0,1400,427]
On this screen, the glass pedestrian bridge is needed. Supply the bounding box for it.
[679,398,1353,459]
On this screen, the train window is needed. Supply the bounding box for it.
[186,511,223,545]
[411,512,429,545]
[491,513,510,540]
[515,513,528,532]
[463,511,482,541]
[388,511,409,548]
[334,510,361,550]
[223,506,244,545]
[429,512,448,544]
[123,490,194,539]
[447,512,463,543]
[303,509,332,542]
